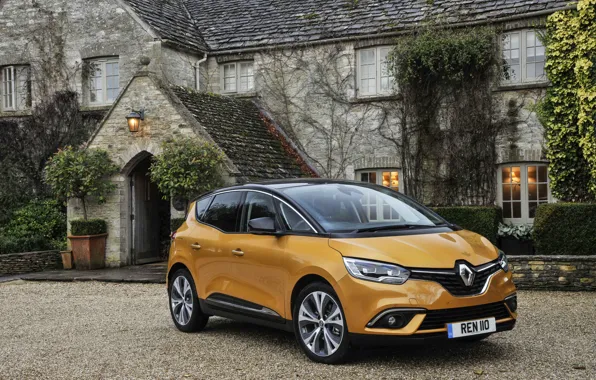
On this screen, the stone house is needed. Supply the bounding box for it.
[0,0,572,266]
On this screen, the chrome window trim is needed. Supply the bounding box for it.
[207,189,318,234]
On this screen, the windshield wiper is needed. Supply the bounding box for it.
[353,224,444,233]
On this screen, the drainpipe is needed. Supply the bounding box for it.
[194,53,208,91]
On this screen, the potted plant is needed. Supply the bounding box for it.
[44,147,119,270]
[498,223,535,255]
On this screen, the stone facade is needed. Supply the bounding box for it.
[510,255,596,290]
[0,251,62,276]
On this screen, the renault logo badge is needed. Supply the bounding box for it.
[458,263,475,286]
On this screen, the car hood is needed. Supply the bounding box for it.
[328,230,498,268]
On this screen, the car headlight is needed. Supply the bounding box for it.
[343,257,410,284]
[498,250,509,272]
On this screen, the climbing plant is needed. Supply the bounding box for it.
[539,0,596,201]
[387,26,508,205]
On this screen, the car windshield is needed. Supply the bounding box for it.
[279,183,445,233]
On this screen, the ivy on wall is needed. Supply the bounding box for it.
[540,0,596,201]
[387,26,508,205]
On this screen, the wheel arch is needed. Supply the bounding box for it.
[167,262,191,289]
[290,273,334,317]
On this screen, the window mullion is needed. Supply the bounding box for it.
[102,61,108,104]
[521,31,526,83]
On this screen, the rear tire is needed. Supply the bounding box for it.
[293,282,350,364]
[168,268,208,332]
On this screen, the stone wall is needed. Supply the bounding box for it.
[0,251,62,276]
[510,255,596,290]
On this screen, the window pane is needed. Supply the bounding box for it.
[370,172,377,184]
[244,192,276,231]
[512,183,521,201]
[278,202,312,232]
[512,202,521,218]
[360,173,369,182]
[203,192,242,232]
[528,184,537,200]
[390,171,399,190]
[382,172,390,187]
[529,201,538,218]
[223,64,236,92]
[527,166,537,183]
[538,184,548,201]
[512,167,521,184]
[239,62,254,92]
[360,49,376,94]
[503,202,512,218]
[503,33,521,82]
[538,166,547,182]
[195,196,213,221]
[502,167,511,183]
[502,185,511,201]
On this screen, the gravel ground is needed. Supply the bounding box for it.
[0,281,594,379]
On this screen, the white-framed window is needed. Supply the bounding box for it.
[88,57,119,105]
[1,65,30,111]
[498,163,552,224]
[356,168,402,221]
[357,46,394,97]
[220,61,254,93]
[502,30,546,84]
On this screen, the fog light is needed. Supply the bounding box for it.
[367,308,424,329]
[387,316,397,326]
[505,294,517,313]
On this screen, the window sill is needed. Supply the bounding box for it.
[0,109,32,117]
[223,91,258,99]
[81,105,113,112]
[495,82,549,92]
[350,94,401,103]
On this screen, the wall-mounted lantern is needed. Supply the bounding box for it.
[126,109,145,132]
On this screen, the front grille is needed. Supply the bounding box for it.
[409,260,502,296]
[419,302,511,330]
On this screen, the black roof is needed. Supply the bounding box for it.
[170,86,315,182]
[125,0,569,52]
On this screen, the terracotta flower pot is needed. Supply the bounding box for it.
[68,233,108,270]
[60,250,73,270]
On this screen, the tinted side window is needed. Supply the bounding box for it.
[278,202,314,233]
[203,192,242,232]
[243,192,277,232]
[195,196,212,221]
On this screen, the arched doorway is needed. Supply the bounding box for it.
[128,153,170,264]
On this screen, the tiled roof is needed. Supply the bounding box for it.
[124,0,208,51]
[170,87,311,181]
[184,0,570,51]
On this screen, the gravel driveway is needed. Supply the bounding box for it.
[0,281,594,379]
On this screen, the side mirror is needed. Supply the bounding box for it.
[248,217,277,234]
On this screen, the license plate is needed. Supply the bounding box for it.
[447,317,496,338]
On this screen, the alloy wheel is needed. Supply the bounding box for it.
[171,275,194,325]
[298,291,344,357]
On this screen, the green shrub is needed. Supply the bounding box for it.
[1,199,66,249]
[170,218,186,232]
[70,219,108,236]
[533,203,596,255]
[0,235,54,254]
[431,206,502,244]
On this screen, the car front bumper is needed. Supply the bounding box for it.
[334,268,517,336]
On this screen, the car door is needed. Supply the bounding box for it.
[224,190,287,318]
[192,191,244,301]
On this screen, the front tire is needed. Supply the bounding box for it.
[169,268,208,332]
[293,282,350,364]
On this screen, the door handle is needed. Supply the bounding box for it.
[191,243,202,250]
[232,249,244,257]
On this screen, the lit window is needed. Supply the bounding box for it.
[358,46,394,96]
[1,65,30,111]
[221,61,254,93]
[499,163,551,223]
[88,57,119,105]
[357,168,401,221]
[502,30,546,84]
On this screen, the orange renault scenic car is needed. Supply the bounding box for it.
[167,179,517,364]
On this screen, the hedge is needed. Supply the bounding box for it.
[70,219,108,236]
[170,218,186,232]
[0,235,54,254]
[533,203,596,255]
[431,206,502,244]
